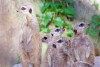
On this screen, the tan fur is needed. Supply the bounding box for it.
[72,22,95,66]
[18,3,42,67]
[42,28,64,43]
[43,38,68,67]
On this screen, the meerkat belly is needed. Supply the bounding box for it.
[73,37,89,62]
[21,27,34,52]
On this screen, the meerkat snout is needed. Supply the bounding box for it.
[52,44,56,48]
[42,36,48,42]
[73,29,77,35]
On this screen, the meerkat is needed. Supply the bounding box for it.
[72,22,95,66]
[42,38,68,67]
[18,3,42,67]
[42,28,65,43]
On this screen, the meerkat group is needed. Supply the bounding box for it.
[42,22,95,67]
[18,3,95,67]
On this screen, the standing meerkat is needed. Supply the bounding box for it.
[18,3,42,67]
[72,22,95,66]
[42,38,68,67]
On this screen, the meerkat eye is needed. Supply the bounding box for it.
[51,34,53,36]
[73,29,77,33]
[57,39,63,43]
[43,37,48,40]
[79,23,85,27]
[55,29,60,32]
[52,44,56,48]
[21,7,26,10]
[29,8,32,14]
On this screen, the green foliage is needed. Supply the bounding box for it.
[66,0,74,3]
[53,17,66,28]
[63,6,76,19]
[92,2,99,10]
[42,12,53,26]
[66,30,74,37]
[38,0,76,37]
[86,15,100,38]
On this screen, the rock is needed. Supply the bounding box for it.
[13,64,32,67]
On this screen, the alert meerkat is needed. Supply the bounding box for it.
[18,3,42,67]
[72,22,95,66]
[42,38,68,67]
[42,28,65,43]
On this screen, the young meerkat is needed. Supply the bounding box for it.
[18,3,42,67]
[72,22,95,66]
[42,28,65,43]
[42,38,69,67]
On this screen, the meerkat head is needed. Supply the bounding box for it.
[51,38,69,60]
[42,28,65,43]
[54,38,66,49]
[18,3,34,15]
[73,22,87,35]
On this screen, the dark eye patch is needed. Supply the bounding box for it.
[55,29,60,32]
[79,23,85,27]
[73,29,77,34]
[57,39,63,43]
[43,37,47,40]
[51,34,53,36]
[29,8,32,14]
[52,44,56,48]
[21,7,26,10]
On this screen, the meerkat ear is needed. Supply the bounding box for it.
[29,8,32,14]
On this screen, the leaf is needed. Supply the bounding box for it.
[43,12,53,26]
[92,15,100,22]
[53,17,66,28]
[65,23,73,29]
[66,30,74,37]
[66,0,74,3]
[41,27,50,33]
[41,3,50,13]
[86,29,99,37]
[63,6,76,18]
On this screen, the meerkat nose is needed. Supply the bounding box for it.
[16,10,19,12]
[52,44,56,48]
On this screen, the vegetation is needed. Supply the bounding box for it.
[38,0,76,37]
[86,15,100,38]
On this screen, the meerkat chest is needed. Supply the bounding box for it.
[21,25,34,52]
[73,35,88,48]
